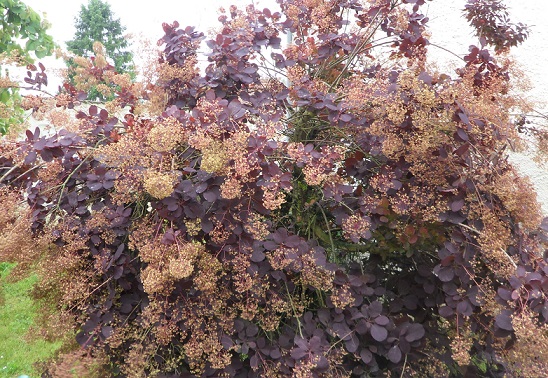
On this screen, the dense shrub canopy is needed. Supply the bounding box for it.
[1,0,548,377]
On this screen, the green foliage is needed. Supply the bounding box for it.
[66,0,133,75]
[0,0,54,135]
[0,86,23,135]
[0,263,62,377]
[0,0,55,61]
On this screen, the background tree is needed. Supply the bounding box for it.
[66,0,133,100]
[0,0,54,134]
[2,1,548,377]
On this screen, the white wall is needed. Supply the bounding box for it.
[426,1,548,214]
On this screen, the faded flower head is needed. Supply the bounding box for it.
[143,170,176,199]
[342,214,371,243]
[200,140,228,174]
[147,117,185,152]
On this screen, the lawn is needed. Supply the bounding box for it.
[0,262,62,378]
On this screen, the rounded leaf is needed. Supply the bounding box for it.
[374,315,389,326]
[387,345,402,363]
[405,324,425,342]
[370,324,388,342]
[495,311,513,331]
[360,348,373,364]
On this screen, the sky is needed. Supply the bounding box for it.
[20,0,546,72]
[25,0,278,44]
[18,1,547,82]
[18,0,279,89]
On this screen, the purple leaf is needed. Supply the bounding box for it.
[370,324,388,342]
[436,266,455,282]
[368,301,383,317]
[270,347,281,359]
[374,315,389,326]
[250,249,265,262]
[438,305,454,318]
[451,199,465,212]
[284,234,301,248]
[250,354,259,369]
[101,326,114,338]
[221,335,233,349]
[203,190,217,202]
[345,334,359,353]
[113,266,123,279]
[405,324,425,342]
[290,348,307,360]
[24,150,37,165]
[456,300,473,316]
[88,182,104,191]
[495,311,513,331]
[387,345,402,363]
[195,182,207,193]
[458,112,470,125]
[360,348,373,364]
[340,113,352,122]
[33,138,47,151]
[456,128,469,141]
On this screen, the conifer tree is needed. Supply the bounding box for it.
[66,0,133,74]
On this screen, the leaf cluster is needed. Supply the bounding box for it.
[464,0,529,52]
[0,0,55,60]
[0,0,53,134]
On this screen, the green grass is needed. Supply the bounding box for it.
[0,262,62,378]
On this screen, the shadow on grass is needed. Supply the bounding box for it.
[0,262,62,378]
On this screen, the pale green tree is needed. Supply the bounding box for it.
[0,0,54,134]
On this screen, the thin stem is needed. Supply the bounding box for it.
[317,202,336,259]
[400,353,408,378]
[429,42,466,62]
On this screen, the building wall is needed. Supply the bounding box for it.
[426,0,548,214]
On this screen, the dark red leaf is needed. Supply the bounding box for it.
[453,143,470,156]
